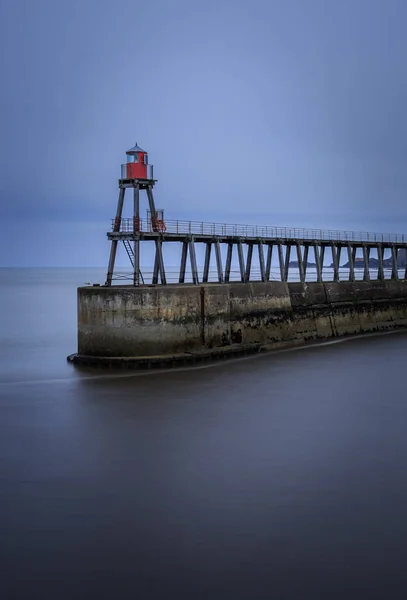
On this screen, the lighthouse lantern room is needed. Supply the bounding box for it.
[121,142,153,180]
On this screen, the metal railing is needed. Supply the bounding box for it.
[120,164,154,180]
[111,218,407,243]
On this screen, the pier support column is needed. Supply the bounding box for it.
[154,239,166,284]
[179,240,188,283]
[331,245,340,282]
[296,242,305,283]
[265,244,273,281]
[203,242,212,283]
[258,242,266,282]
[347,243,355,282]
[189,237,199,284]
[225,243,233,282]
[303,245,309,281]
[245,244,253,282]
[133,185,140,286]
[283,245,291,282]
[320,245,326,282]
[377,245,385,281]
[278,243,285,282]
[314,243,322,283]
[362,245,370,282]
[215,240,224,283]
[391,246,399,280]
[238,241,245,282]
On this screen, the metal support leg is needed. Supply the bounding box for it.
[152,243,159,284]
[106,187,125,286]
[155,239,166,284]
[296,242,305,283]
[245,244,253,282]
[203,243,212,283]
[404,246,407,281]
[146,186,157,221]
[352,246,357,277]
[189,237,199,284]
[347,243,355,282]
[215,240,224,283]
[332,245,339,282]
[238,241,245,282]
[320,245,326,281]
[303,245,309,281]
[284,245,291,282]
[377,245,384,281]
[265,244,273,281]
[314,243,322,283]
[362,245,370,281]
[258,242,266,282]
[391,246,399,280]
[225,243,233,282]
[179,240,188,284]
[133,185,140,286]
[278,244,285,281]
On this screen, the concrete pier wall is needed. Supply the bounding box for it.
[74,280,407,364]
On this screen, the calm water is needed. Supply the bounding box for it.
[2,268,407,599]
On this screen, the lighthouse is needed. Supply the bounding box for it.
[105,142,166,287]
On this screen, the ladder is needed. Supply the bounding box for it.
[123,240,144,284]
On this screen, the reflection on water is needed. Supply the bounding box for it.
[1,269,407,599]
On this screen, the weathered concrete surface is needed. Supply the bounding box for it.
[74,280,407,364]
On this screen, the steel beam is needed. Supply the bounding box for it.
[203,242,212,283]
[296,242,305,283]
[133,184,140,286]
[179,240,188,283]
[155,239,166,284]
[314,243,322,283]
[265,244,273,281]
[215,240,224,283]
[189,237,199,284]
[331,245,339,282]
[238,241,245,282]
[225,242,233,282]
[391,246,399,280]
[258,242,266,282]
[106,187,125,285]
[362,245,370,282]
[283,245,291,282]
[377,245,384,281]
[245,244,253,282]
[278,244,285,281]
[303,245,309,280]
[146,186,157,220]
[320,245,326,282]
[347,243,355,282]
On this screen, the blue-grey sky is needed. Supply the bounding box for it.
[1,0,407,266]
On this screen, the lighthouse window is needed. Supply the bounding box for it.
[144,155,148,165]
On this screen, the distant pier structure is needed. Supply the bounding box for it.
[105,143,407,286]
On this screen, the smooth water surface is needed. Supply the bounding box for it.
[1,268,407,599]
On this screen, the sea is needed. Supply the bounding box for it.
[2,267,407,599]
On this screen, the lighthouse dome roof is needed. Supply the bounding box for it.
[126,142,146,155]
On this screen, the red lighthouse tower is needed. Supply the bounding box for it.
[105,142,166,286]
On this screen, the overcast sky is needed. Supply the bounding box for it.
[1,0,407,266]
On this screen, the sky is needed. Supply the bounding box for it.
[1,0,407,266]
